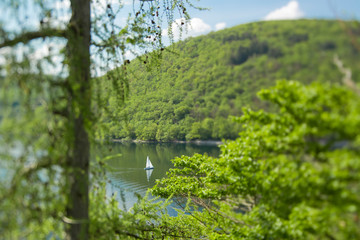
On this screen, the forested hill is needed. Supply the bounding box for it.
[98,19,360,141]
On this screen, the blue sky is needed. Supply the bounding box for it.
[1,0,358,42]
[194,0,359,26]
[157,0,360,39]
[1,0,359,41]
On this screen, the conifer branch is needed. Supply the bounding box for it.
[0,28,67,49]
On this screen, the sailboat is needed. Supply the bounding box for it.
[144,156,154,170]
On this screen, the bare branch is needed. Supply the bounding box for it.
[0,28,67,49]
[62,216,89,224]
[333,54,360,95]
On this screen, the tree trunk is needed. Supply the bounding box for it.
[66,0,91,239]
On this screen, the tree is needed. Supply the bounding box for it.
[152,80,360,239]
[0,0,201,238]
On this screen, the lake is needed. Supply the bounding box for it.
[97,142,221,212]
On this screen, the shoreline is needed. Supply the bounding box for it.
[111,139,223,146]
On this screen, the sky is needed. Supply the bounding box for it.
[153,0,360,40]
[1,0,359,75]
[1,0,359,44]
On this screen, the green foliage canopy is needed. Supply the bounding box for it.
[149,80,360,239]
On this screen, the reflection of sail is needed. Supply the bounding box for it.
[146,169,153,182]
[144,156,154,170]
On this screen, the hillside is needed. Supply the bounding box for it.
[98,19,360,141]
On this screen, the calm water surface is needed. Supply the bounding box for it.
[98,142,220,211]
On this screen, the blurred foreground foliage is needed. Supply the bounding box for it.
[83,80,360,239]
[148,80,359,239]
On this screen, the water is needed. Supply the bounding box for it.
[98,142,221,211]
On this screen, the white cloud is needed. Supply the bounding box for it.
[264,0,304,21]
[215,22,226,31]
[163,17,212,40]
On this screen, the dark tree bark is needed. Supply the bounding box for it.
[65,0,91,239]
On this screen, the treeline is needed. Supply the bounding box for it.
[96,20,360,141]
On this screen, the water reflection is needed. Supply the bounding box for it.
[146,169,153,182]
[97,142,220,211]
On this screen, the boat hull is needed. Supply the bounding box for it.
[144,167,154,170]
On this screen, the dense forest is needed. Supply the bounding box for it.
[97,19,360,142]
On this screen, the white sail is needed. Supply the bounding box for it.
[145,156,154,169]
